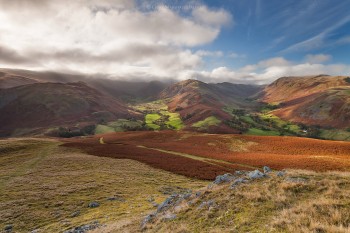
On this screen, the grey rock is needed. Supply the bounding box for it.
[140,212,156,230]
[235,170,245,175]
[276,171,286,177]
[151,201,158,207]
[4,225,13,232]
[163,213,177,221]
[183,193,192,199]
[230,178,249,189]
[248,170,266,179]
[71,211,80,218]
[64,221,101,233]
[263,166,272,173]
[107,196,125,202]
[198,200,216,210]
[195,191,201,197]
[88,202,100,208]
[157,194,178,212]
[213,173,235,184]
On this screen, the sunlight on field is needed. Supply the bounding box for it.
[192,116,221,130]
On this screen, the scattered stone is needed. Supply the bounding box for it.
[151,201,158,207]
[147,196,155,202]
[183,193,192,200]
[71,211,80,218]
[230,178,249,189]
[195,191,201,197]
[276,171,286,177]
[285,177,307,183]
[162,213,177,221]
[88,202,100,208]
[235,170,245,175]
[263,166,272,173]
[64,221,101,233]
[141,212,156,230]
[248,170,266,179]
[107,196,125,202]
[157,194,178,212]
[4,225,13,232]
[198,200,216,210]
[213,173,235,184]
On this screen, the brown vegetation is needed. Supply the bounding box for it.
[63,131,350,180]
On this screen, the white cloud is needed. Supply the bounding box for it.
[195,50,223,57]
[305,54,332,64]
[192,6,232,27]
[0,0,231,79]
[183,57,350,85]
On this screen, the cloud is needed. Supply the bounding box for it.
[0,0,231,79]
[195,50,223,57]
[305,54,332,64]
[182,57,350,85]
[192,6,232,27]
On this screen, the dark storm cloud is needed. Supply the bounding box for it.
[0,45,29,64]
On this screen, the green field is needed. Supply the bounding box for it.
[245,128,280,136]
[95,119,144,134]
[320,129,350,141]
[145,113,161,130]
[192,116,221,130]
[160,111,184,130]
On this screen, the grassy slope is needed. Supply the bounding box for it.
[144,170,350,233]
[0,139,207,232]
[192,116,221,130]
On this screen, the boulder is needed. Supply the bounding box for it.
[140,212,156,230]
[276,171,286,177]
[88,202,100,208]
[230,178,249,189]
[213,173,235,184]
[163,213,177,221]
[4,225,13,232]
[248,170,266,179]
[263,166,272,173]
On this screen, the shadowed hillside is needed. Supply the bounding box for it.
[0,82,139,136]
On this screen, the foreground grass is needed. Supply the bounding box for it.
[0,139,207,232]
[143,170,350,233]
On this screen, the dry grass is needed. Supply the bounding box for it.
[0,138,207,232]
[143,170,350,233]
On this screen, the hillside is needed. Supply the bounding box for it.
[260,75,350,128]
[0,70,40,88]
[0,82,138,136]
[160,79,262,133]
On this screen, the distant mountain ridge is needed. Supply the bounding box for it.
[259,75,350,128]
[0,68,349,137]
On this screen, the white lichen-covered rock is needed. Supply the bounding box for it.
[263,166,272,173]
[248,170,266,179]
[213,173,235,184]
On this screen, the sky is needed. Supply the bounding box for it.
[0,0,350,84]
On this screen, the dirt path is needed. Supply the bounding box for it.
[137,145,258,170]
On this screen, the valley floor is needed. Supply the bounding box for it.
[1,132,350,232]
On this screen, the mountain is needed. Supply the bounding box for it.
[0,68,172,101]
[0,70,40,88]
[0,82,139,136]
[260,75,350,128]
[160,79,263,132]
